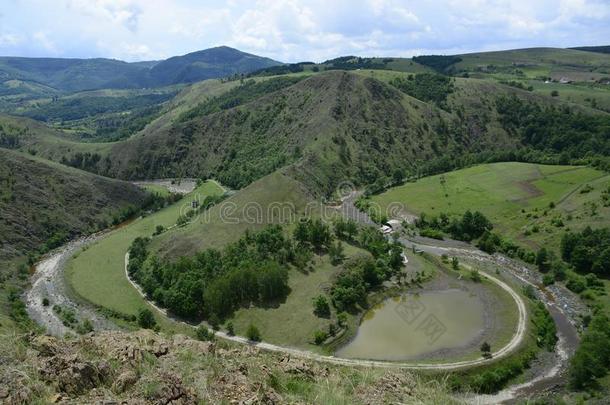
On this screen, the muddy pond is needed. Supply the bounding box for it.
[336,289,486,360]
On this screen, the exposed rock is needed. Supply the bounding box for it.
[278,356,315,380]
[39,353,110,395]
[146,372,197,405]
[355,372,415,404]
[112,369,139,394]
[31,334,61,357]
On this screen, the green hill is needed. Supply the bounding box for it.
[148,46,281,86]
[0,46,281,94]
[0,149,149,269]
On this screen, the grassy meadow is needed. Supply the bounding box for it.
[372,162,610,252]
[65,180,224,330]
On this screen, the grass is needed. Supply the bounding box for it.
[372,162,610,252]
[229,244,366,351]
[140,184,171,197]
[65,180,224,331]
[152,171,315,259]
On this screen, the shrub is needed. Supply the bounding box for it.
[137,308,156,329]
[196,325,214,341]
[313,295,331,317]
[246,323,261,342]
[313,330,328,345]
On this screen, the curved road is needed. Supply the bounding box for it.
[25,187,580,404]
[124,251,527,371]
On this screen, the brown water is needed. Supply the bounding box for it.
[336,289,485,360]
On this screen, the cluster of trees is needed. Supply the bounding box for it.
[561,227,610,276]
[531,301,558,350]
[129,225,310,321]
[390,73,455,108]
[91,105,164,142]
[178,76,304,122]
[496,95,610,160]
[176,193,226,226]
[0,123,24,149]
[60,152,103,172]
[330,226,403,311]
[569,313,610,389]
[324,56,390,71]
[416,210,493,242]
[21,93,174,123]
[412,55,463,72]
[248,63,306,77]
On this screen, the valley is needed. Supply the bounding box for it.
[2,42,610,404]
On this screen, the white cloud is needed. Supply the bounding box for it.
[32,32,58,54]
[0,33,22,47]
[0,0,608,61]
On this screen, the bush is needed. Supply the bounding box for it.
[246,323,261,342]
[313,330,328,345]
[226,321,235,336]
[137,308,156,329]
[420,228,444,240]
[42,298,49,306]
[196,325,214,341]
[313,295,331,317]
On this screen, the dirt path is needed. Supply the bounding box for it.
[124,251,528,371]
[406,239,580,404]
[133,178,198,194]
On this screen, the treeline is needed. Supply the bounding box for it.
[129,224,316,320]
[390,73,454,108]
[324,56,390,71]
[0,123,26,149]
[561,227,610,276]
[496,95,610,160]
[178,76,304,122]
[569,312,610,389]
[89,104,164,142]
[330,224,404,311]
[416,210,493,242]
[21,93,174,123]
[129,217,405,323]
[412,55,462,72]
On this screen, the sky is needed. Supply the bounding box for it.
[1,0,609,63]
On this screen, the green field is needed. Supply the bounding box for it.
[65,181,224,330]
[372,162,610,251]
[229,244,366,351]
[151,171,315,260]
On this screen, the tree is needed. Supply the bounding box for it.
[392,168,405,184]
[313,295,330,317]
[535,248,550,272]
[481,341,492,358]
[226,321,235,336]
[196,325,214,341]
[153,225,165,235]
[451,257,459,271]
[328,241,346,265]
[137,308,156,329]
[337,312,348,327]
[246,323,261,342]
[313,330,328,345]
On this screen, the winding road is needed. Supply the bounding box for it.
[25,187,581,404]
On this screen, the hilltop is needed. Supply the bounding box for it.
[0,46,281,94]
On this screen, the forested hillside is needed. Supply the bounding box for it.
[0,149,149,268]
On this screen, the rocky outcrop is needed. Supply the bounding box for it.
[0,329,451,404]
